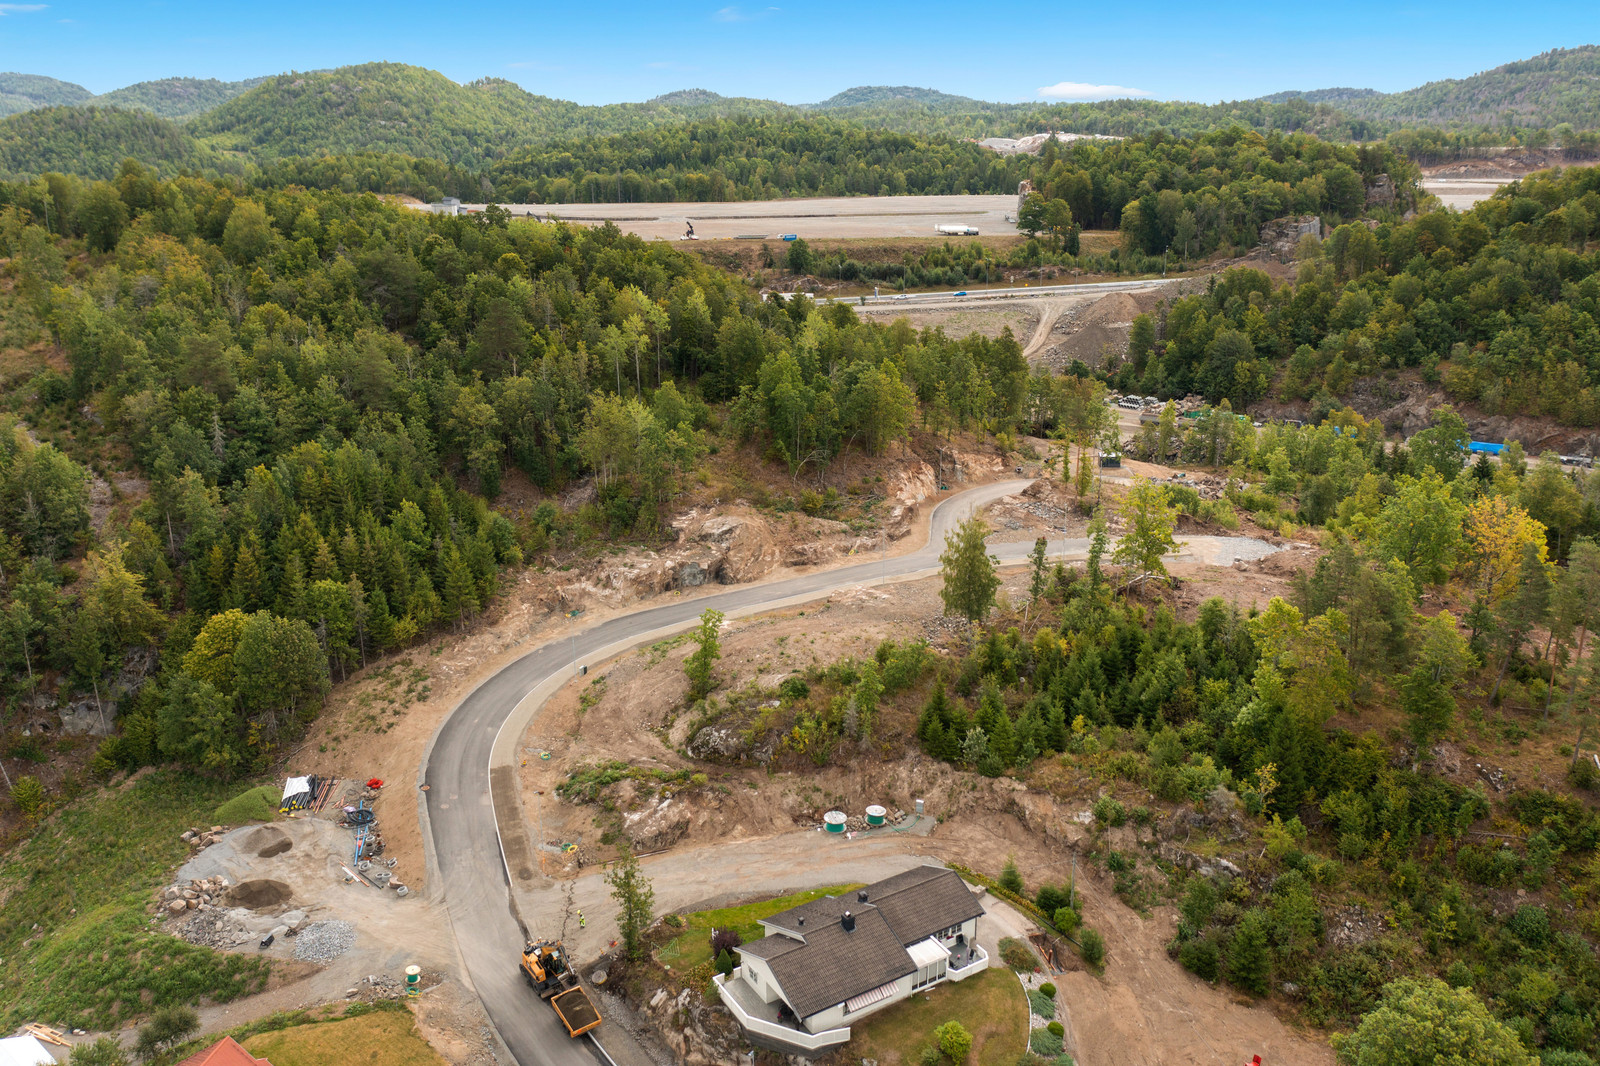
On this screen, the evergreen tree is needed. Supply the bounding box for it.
[1226,909,1271,996]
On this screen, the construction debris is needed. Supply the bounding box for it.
[180,826,230,850]
[293,920,356,963]
[23,1024,70,1047]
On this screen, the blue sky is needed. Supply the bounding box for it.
[1,0,1597,105]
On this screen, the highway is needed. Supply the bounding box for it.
[417,478,1279,1066]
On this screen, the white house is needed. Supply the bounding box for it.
[714,865,988,1057]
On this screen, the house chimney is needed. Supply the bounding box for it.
[857,890,869,903]
[842,910,855,932]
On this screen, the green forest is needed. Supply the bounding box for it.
[1114,163,1600,425]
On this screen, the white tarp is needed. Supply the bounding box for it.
[907,937,950,967]
[282,775,311,802]
[0,1035,56,1066]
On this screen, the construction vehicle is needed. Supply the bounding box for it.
[520,940,602,1037]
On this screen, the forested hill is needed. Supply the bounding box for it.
[0,107,228,182]
[188,63,799,167]
[0,73,93,117]
[808,86,988,110]
[96,76,270,119]
[1270,46,1600,133]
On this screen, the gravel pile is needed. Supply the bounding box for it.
[293,920,356,962]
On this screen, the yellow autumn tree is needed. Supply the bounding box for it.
[1250,597,1353,723]
[1461,496,1547,607]
[182,608,252,693]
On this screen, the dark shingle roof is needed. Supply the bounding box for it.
[863,866,986,945]
[761,907,914,1020]
[748,865,985,1021]
[737,934,806,961]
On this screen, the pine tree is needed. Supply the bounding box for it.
[441,546,479,628]
[1226,909,1271,995]
[231,536,265,612]
[1045,698,1068,753]
[279,551,307,617]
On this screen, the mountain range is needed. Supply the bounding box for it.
[0,46,1595,182]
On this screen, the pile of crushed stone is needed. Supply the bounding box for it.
[293,919,356,962]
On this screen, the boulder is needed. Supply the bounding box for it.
[623,797,691,852]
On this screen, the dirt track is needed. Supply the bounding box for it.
[427,195,1020,240]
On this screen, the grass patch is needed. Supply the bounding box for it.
[846,968,1027,1066]
[214,784,281,824]
[244,1004,447,1066]
[0,770,272,1029]
[655,885,863,970]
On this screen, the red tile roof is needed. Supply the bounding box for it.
[176,1037,273,1066]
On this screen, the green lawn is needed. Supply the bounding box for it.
[245,1007,447,1066]
[846,968,1027,1066]
[656,884,863,969]
[0,770,272,1029]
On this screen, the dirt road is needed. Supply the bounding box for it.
[418,195,1020,240]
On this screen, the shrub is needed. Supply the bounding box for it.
[1444,960,1474,988]
[1092,796,1126,827]
[1541,1051,1598,1066]
[1546,1011,1596,1051]
[1036,884,1071,916]
[1131,805,1154,826]
[919,1045,943,1066]
[10,774,46,818]
[1029,1029,1064,1057]
[1179,938,1219,981]
[1053,907,1081,936]
[67,1038,129,1066]
[778,676,810,701]
[710,927,744,958]
[935,1020,973,1063]
[1179,878,1219,934]
[1567,758,1599,791]
[135,1006,199,1062]
[1078,928,1106,968]
[1000,937,1039,972]
[1509,904,1550,947]
[715,948,736,976]
[1028,989,1056,1018]
[1046,1021,1064,1038]
[999,857,1025,894]
[1039,981,1057,999]
[1337,831,1368,860]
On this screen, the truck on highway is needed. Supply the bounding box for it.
[521,940,602,1037]
[935,224,980,236]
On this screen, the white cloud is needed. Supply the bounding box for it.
[0,3,49,12]
[1036,80,1151,101]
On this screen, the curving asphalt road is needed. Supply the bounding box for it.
[417,478,1279,1066]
